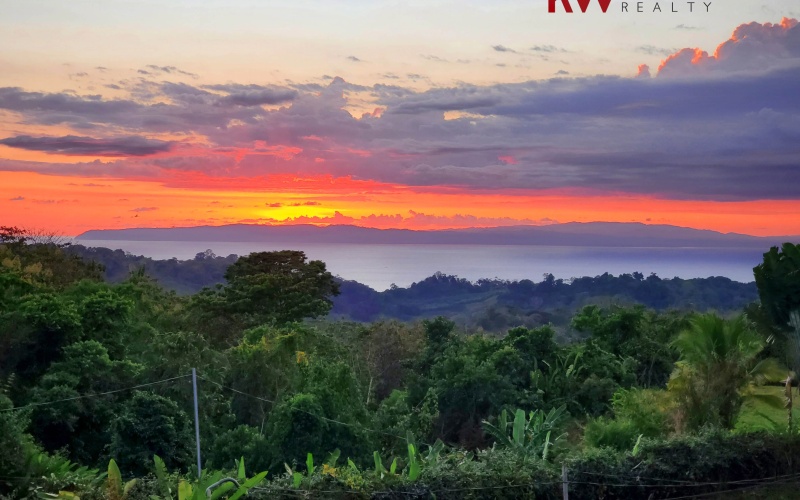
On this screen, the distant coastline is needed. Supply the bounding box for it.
[76,222,797,249]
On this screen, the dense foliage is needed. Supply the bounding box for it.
[1,229,798,499]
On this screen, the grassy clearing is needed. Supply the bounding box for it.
[735,385,800,433]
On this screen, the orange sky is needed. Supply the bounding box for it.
[2,171,798,237]
[2,10,799,240]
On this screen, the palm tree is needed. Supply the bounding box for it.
[669,313,782,430]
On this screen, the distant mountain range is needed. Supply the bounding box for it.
[76,222,797,248]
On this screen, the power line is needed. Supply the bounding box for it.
[573,470,800,488]
[196,375,412,442]
[0,374,191,413]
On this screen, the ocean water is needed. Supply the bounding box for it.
[75,239,763,291]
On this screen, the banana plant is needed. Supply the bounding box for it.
[148,455,266,500]
[406,444,421,481]
[151,455,175,500]
[107,459,137,500]
[179,469,268,500]
[482,405,567,461]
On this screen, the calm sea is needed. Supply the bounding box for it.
[75,240,763,291]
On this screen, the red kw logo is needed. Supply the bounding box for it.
[549,0,612,13]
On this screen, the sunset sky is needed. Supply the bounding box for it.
[1,0,799,237]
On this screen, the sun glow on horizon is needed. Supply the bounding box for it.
[2,171,798,238]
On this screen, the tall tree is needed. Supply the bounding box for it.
[753,243,800,330]
[191,250,339,342]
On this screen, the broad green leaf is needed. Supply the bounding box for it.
[632,434,644,457]
[237,457,246,480]
[229,472,268,500]
[123,479,137,496]
[542,430,552,461]
[748,393,787,410]
[178,480,193,500]
[325,449,341,466]
[373,451,385,476]
[408,460,421,481]
[306,452,315,476]
[209,482,234,500]
[107,459,122,499]
[153,455,167,481]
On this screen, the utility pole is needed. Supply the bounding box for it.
[192,368,202,478]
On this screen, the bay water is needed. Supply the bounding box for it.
[75,239,762,291]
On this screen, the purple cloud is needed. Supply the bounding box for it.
[0,135,174,156]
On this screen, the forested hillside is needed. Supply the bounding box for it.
[66,244,757,332]
[3,227,799,499]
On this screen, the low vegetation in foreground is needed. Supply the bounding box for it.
[1,226,799,499]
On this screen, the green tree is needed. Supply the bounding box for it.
[109,391,193,475]
[754,243,800,330]
[263,359,373,471]
[30,341,142,464]
[191,251,339,342]
[572,305,685,387]
[753,243,800,401]
[0,394,35,494]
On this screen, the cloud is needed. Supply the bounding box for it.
[658,18,800,77]
[289,201,322,206]
[265,202,283,207]
[675,24,701,31]
[346,56,362,62]
[1,20,799,204]
[9,196,24,201]
[144,65,198,78]
[32,199,77,205]
[205,84,298,106]
[555,70,570,75]
[530,45,567,53]
[636,45,675,56]
[131,207,158,212]
[636,64,651,78]
[0,135,174,156]
[421,54,448,62]
[240,210,557,230]
[492,45,517,53]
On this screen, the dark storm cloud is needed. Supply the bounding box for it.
[0,135,174,156]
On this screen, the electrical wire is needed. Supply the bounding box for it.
[0,374,191,413]
[196,375,412,442]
